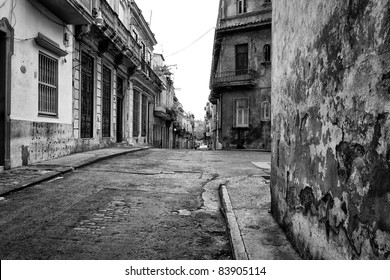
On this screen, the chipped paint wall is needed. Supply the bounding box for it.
[1,1,75,168]
[271,0,390,259]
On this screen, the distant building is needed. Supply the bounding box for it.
[152,53,175,149]
[129,1,163,146]
[209,0,272,150]
[204,102,218,149]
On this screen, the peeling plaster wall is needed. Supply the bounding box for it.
[10,120,75,167]
[271,0,390,259]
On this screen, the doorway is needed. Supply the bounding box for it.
[116,76,124,142]
[0,30,6,167]
[0,18,13,169]
[80,52,94,139]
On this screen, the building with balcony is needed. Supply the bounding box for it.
[209,0,272,150]
[72,0,142,152]
[0,0,94,168]
[171,99,193,150]
[204,102,219,150]
[128,1,162,146]
[0,0,164,169]
[152,53,175,149]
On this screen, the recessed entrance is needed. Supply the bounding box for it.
[0,30,6,167]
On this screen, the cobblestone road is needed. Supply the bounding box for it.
[0,149,270,259]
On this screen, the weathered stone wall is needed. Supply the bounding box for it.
[10,120,75,167]
[271,0,390,259]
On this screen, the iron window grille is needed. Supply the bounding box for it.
[141,94,147,137]
[80,52,94,139]
[133,90,140,137]
[102,66,111,138]
[38,52,58,116]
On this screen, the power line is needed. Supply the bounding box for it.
[166,27,215,57]
[0,0,7,9]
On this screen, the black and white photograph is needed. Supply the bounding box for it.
[1,0,389,279]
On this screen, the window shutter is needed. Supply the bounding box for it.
[233,100,237,127]
[243,107,249,125]
[234,99,249,127]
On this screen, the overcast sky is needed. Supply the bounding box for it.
[136,0,220,120]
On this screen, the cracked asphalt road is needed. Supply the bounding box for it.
[0,148,270,260]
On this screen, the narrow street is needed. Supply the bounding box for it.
[0,149,270,260]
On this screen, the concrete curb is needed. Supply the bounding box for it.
[0,147,149,197]
[219,184,249,260]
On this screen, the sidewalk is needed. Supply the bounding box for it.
[0,146,149,197]
[219,163,301,260]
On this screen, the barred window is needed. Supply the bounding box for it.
[141,94,147,137]
[133,90,140,137]
[38,52,58,116]
[102,66,111,138]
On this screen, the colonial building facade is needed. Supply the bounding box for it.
[1,0,92,169]
[72,0,141,152]
[152,53,175,149]
[209,0,272,150]
[0,0,185,169]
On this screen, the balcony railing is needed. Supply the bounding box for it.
[141,59,162,88]
[100,0,141,58]
[35,0,93,24]
[211,69,256,89]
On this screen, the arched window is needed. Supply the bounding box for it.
[263,44,271,62]
[237,0,247,14]
[261,101,271,121]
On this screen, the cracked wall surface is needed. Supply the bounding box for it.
[271,0,390,259]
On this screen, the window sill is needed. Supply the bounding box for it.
[38,113,58,119]
[232,126,250,130]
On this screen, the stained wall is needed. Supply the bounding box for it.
[271,0,390,259]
